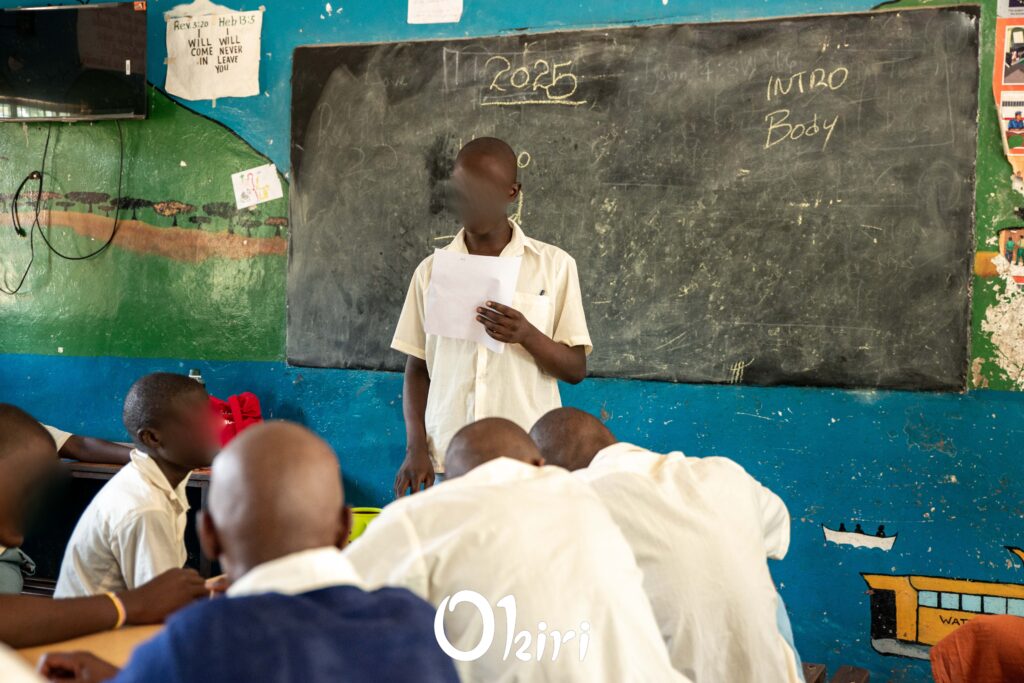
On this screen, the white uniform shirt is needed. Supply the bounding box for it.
[391,221,592,471]
[55,449,190,597]
[226,547,366,598]
[344,457,690,683]
[40,425,72,452]
[577,442,798,683]
[0,644,42,683]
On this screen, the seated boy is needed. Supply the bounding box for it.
[0,425,132,594]
[0,404,205,682]
[55,373,220,597]
[346,418,688,683]
[40,422,459,683]
[531,408,801,683]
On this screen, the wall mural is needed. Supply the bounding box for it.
[0,86,289,359]
[863,547,1024,660]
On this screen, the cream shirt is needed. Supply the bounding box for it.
[345,457,690,683]
[226,547,366,598]
[391,220,592,471]
[577,442,799,683]
[40,425,72,452]
[55,449,190,597]
[0,644,42,683]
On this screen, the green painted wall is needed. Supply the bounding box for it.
[0,88,287,360]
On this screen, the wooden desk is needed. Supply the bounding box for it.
[20,461,217,596]
[17,625,162,668]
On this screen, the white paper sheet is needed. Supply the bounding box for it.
[424,249,522,353]
[408,0,463,24]
[1000,0,1024,18]
[164,2,262,101]
[231,163,284,209]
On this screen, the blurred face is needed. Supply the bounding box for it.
[450,159,518,232]
[0,436,59,547]
[140,391,220,470]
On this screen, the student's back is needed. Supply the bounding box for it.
[578,443,798,683]
[346,457,689,683]
[111,584,457,683]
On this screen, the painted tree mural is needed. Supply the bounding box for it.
[66,192,111,213]
[238,211,263,237]
[152,201,196,227]
[265,216,288,237]
[114,197,153,221]
[21,191,63,209]
[188,215,211,230]
[203,202,238,234]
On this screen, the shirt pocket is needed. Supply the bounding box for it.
[514,292,554,338]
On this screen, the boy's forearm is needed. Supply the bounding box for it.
[61,435,132,465]
[0,594,118,648]
[402,356,431,449]
[520,332,587,384]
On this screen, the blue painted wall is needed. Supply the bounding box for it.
[3,353,1021,681]
[1,1,1020,681]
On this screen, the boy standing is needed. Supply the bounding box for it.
[55,373,220,597]
[391,137,592,495]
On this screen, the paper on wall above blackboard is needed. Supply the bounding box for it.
[408,0,462,24]
[164,0,263,101]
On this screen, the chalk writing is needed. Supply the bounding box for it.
[482,55,587,107]
[765,109,839,151]
[766,66,849,102]
[762,65,848,151]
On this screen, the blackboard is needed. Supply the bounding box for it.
[288,7,979,391]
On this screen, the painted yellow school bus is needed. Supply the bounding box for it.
[862,548,1024,660]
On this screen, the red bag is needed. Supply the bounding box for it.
[209,393,263,446]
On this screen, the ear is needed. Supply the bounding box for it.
[508,182,521,201]
[335,504,353,551]
[138,427,161,453]
[531,455,546,468]
[198,510,222,565]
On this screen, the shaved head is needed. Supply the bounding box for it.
[202,421,349,581]
[530,408,617,472]
[0,404,59,547]
[445,418,544,479]
[455,137,518,185]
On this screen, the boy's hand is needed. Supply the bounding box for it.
[119,568,207,624]
[476,302,538,345]
[38,651,120,682]
[394,444,435,498]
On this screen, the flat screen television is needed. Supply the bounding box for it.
[0,2,147,122]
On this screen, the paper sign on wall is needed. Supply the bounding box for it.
[408,0,462,24]
[165,2,262,101]
[1000,0,1024,18]
[231,163,283,209]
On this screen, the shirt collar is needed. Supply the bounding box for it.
[227,546,366,598]
[130,448,190,511]
[454,456,549,485]
[446,219,540,257]
[590,442,681,472]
